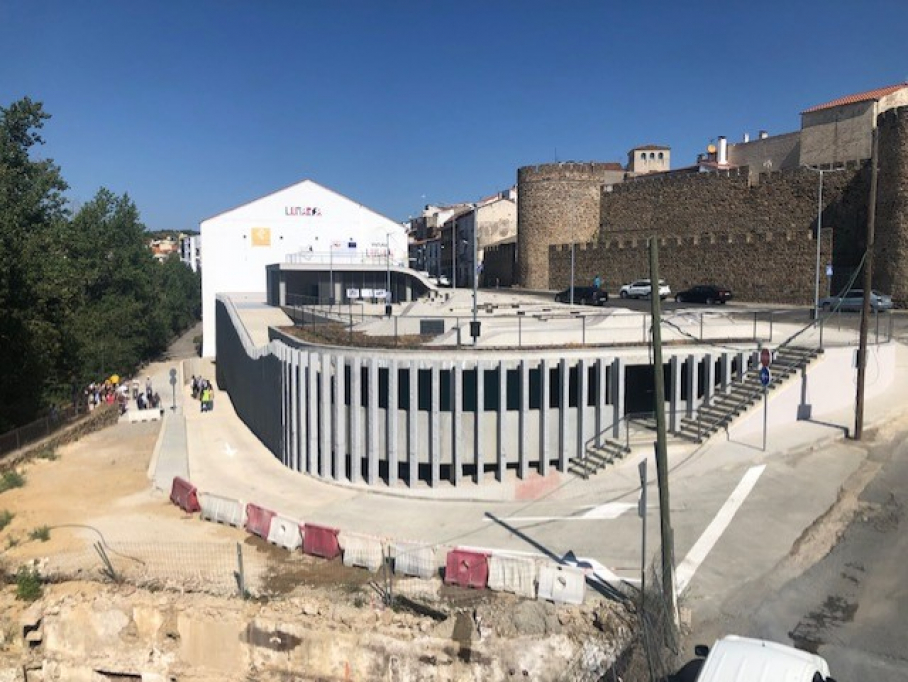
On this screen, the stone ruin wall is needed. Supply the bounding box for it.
[547,105,908,306]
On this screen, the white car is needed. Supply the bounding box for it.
[690,635,836,682]
[619,279,671,300]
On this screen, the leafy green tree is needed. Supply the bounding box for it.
[0,98,69,430]
[0,98,201,430]
[64,189,165,381]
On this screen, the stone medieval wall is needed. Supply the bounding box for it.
[517,163,623,290]
[482,240,518,288]
[876,106,908,305]
[548,163,873,304]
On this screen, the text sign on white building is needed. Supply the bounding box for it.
[346,288,360,299]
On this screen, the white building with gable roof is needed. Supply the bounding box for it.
[200,179,407,357]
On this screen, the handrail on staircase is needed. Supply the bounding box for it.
[583,410,656,461]
[693,344,820,435]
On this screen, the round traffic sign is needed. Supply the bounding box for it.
[760,348,771,367]
[759,366,771,387]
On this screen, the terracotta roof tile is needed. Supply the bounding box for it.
[801,82,908,114]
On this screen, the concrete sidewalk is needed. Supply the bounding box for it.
[135,329,908,594]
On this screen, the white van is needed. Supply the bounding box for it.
[693,635,835,682]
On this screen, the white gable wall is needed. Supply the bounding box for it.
[200,180,406,357]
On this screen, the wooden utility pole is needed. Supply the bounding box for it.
[855,126,879,440]
[649,237,679,637]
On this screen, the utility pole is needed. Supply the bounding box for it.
[855,126,879,440]
[649,237,679,639]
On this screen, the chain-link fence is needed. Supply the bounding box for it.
[23,541,278,598]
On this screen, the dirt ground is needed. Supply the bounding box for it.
[0,411,627,652]
[0,420,238,559]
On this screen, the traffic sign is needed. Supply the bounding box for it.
[826,263,833,278]
[759,366,771,387]
[169,368,177,386]
[760,348,771,367]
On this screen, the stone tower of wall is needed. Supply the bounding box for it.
[517,163,621,289]
[875,105,908,306]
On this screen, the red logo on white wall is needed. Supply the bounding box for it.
[285,206,322,216]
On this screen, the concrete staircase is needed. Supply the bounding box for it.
[569,437,631,479]
[676,344,822,443]
[572,344,822,478]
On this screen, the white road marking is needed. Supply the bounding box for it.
[676,464,766,593]
[485,501,641,523]
[223,442,237,457]
[580,502,636,519]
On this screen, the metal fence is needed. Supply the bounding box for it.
[21,541,281,598]
[283,294,895,350]
[0,403,86,459]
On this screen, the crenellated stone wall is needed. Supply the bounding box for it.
[538,106,908,306]
[548,161,876,304]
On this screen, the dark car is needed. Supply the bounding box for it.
[674,285,732,305]
[554,286,608,306]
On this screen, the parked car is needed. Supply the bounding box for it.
[619,279,671,300]
[554,286,608,305]
[437,275,451,287]
[674,284,733,305]
[682,635,836,682]
[819,289,892,312]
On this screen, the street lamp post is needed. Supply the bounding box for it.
[452,220,457,289]
[805,165,845,320]
[570,222,576,306]
[329,243,334,310]
[386,232,391,293]
[472,205,479,346]
[385,232,392,316]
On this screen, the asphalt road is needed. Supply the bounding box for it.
[686,423,908,681]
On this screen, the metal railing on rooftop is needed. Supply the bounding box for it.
[281,294,894,351]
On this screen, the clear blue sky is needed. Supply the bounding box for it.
[1,1,906,231]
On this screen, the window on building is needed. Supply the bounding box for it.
[658,152,664,160]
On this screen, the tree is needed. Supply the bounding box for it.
[0,98,202,431]
[0,98,68,430]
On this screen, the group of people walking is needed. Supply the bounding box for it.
[191,375,214,413]
[132,376,161,411]
[83,375,160,415]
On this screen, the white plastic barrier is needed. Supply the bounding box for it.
[267,514,302,551]
[199,493,246,528]
[339,531,384,572]
[392,542,438,580]
[128,409,162,423]
[537,564,586,605]
[488,553,538,598]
